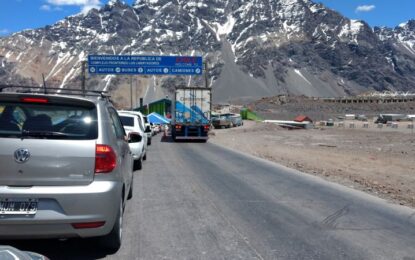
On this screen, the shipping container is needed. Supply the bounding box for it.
[171,87,211,142]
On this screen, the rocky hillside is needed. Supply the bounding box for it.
[0,0,414,105]
[248,95,415,121]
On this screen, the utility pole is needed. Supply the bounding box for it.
[130,50,133,110]
[42,73,47,94]
[136,79,139,108]
[204,61,209,88]
[81,60,86,97]
[130,76,133,110]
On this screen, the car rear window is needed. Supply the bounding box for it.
[0,102,98,140]
[119,116,134,127]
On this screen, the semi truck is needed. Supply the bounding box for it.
[171,87,211,142]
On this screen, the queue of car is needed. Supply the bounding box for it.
[117,110,153,171]
[0,87,158,253]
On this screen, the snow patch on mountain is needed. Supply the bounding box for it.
[103,75,115,91]
[294,69,312,85]
[216,15,236,37]
[338,20,364,43]
[184,2,207,9]
[376,20,415,56]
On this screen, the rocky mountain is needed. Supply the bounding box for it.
[0,0,414,105]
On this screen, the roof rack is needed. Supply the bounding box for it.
[0,85,110,98]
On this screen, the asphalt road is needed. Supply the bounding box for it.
[4,135,415,259]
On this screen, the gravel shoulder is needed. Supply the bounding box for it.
[209,120,415,208]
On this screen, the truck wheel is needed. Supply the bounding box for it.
[100,198,123,253]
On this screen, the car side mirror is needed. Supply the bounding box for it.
[145,126,151,133]
[128,132,142,143]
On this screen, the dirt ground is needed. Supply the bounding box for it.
[246,95,415,121]
[209,120,415,208]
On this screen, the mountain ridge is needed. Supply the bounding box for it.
[0,0,414,104]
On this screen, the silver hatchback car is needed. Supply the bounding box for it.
[0,88,133,252]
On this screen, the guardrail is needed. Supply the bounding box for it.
[321,96,415,104]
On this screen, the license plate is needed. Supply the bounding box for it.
[0,198,38,215]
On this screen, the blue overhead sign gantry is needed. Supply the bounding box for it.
[88,55,203,75]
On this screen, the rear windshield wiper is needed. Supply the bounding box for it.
[21,130,69,139]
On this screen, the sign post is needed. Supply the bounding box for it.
[81,60,86,96]
[88,55,203,76]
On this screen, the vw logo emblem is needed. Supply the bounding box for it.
[14,148,31,163]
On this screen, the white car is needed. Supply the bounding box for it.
[152,124,161,134]
[120,111,152,145]
[118,111,148,170]
[143,115,152,145]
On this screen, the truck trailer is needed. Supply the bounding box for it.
[171,87,211,142]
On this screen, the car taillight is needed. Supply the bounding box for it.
[175,125,182,130]
[95,144,117,174]
[20,97,48,103]
[203,125,210,131]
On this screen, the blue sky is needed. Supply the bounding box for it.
[317,0,415,27]
[0,0,414,37]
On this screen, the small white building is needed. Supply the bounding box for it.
[345,114,356,120]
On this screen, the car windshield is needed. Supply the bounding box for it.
[0,102,98,140]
